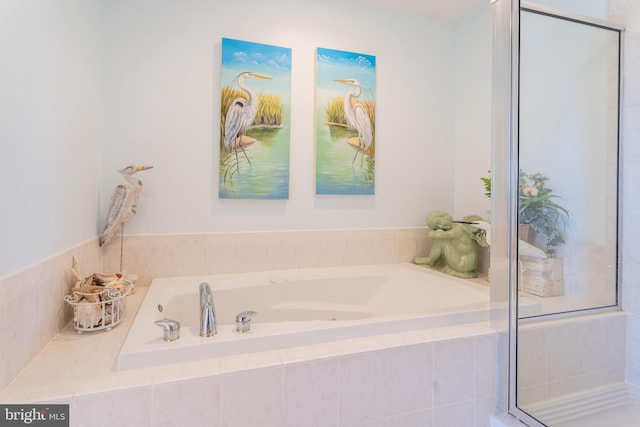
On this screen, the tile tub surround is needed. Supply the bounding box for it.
[516,311,627,408]
[0,238,100,391]
[0,287,498,427]
[0,227,434,391]
[101,228,490,287]
[626,313,640,386]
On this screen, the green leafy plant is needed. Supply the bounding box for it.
[518,171,569,257]
[480,170,491,198]
[480,170,570,257]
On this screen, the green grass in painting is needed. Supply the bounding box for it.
[363,156,375,181]
[325,97,347,125]
[255,93,284,127]
[220,149,239,182]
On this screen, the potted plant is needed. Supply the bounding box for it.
[480,170,569,257]
[518,171,569,257]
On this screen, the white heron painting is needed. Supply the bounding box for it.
[219,38,292,199]
[316,47,376,195]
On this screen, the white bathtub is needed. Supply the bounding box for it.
[117,263,490,370]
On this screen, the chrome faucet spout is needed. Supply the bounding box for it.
[200,282,216,337]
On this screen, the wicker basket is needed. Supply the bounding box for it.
[64,281,133,333]
[519,256,563,297]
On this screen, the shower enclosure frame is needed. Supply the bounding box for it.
[491,0,625,426]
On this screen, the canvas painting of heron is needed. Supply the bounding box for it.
[219,37,292,199]
[315,47,376,195]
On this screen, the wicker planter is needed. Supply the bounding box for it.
[519,224,536,245]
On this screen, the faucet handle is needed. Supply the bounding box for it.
[235,311,257,333]
[154,318,180,342]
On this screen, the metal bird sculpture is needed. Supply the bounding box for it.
[100,164,153,247]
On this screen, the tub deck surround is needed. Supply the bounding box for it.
[0,282,498,426]
[0,228,489,393]
[99,228,444,287]
[0,229,497,425]
[118,263,492,370]
[0,237,101,391]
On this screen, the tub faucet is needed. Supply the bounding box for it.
[236,311,257,333]
[154,318,180,342]
[200,282,216,337]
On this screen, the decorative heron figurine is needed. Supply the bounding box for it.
[335,78,373,167]
[224,71,272,174]
[100,164,153,269]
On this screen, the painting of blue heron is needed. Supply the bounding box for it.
[315,47,376,195]
[219,38,291,199]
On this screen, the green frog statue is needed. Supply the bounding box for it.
[415,210,488,279]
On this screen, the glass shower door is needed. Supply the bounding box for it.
[513,2,624,426]
[518,5,620,317]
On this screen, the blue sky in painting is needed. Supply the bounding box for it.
[316,47,376,103]
[221,38,291,95]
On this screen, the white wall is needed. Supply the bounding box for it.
[453,5,493,221]
[0,0,103,276]
[0,0,494,277]
[102,0,466,235]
